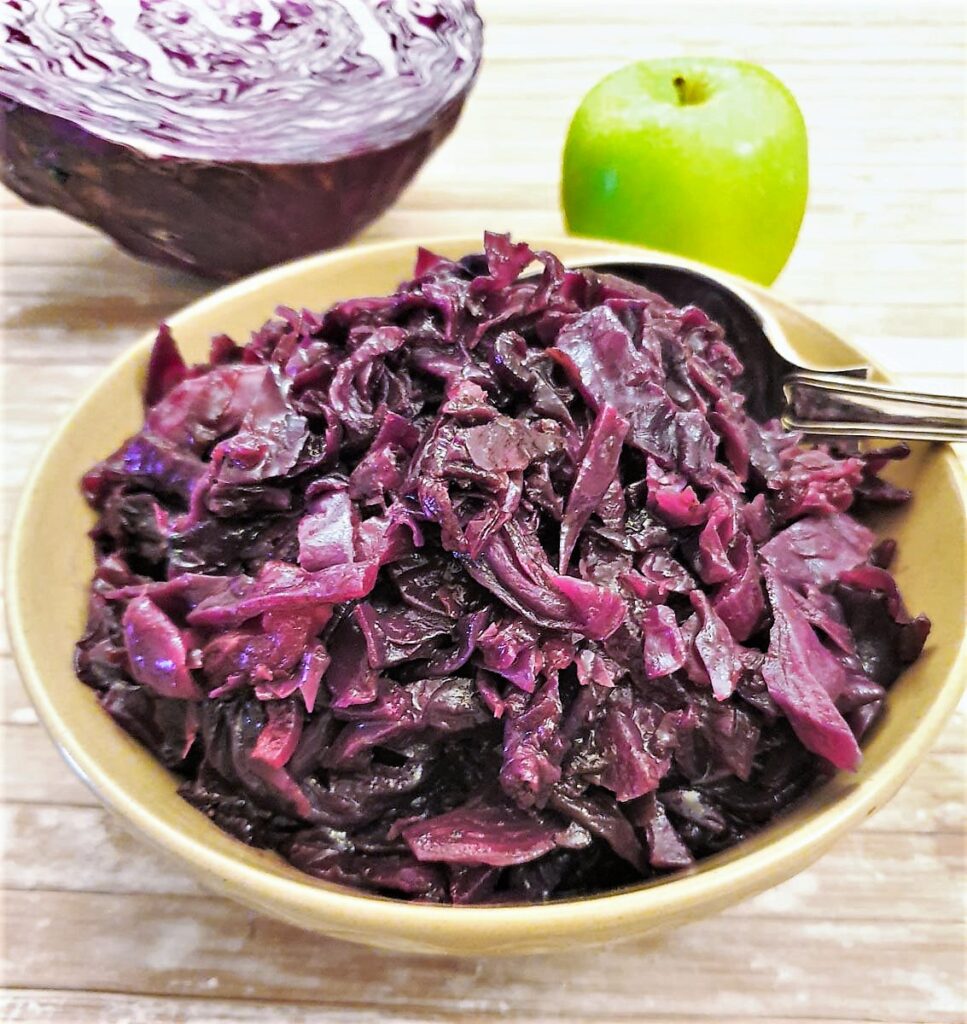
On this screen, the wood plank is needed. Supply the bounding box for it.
[0,991,915,1024]
[2,890,963,1021]
[0,804,205,897]
[0,724,99,807]
[1,802,962,924]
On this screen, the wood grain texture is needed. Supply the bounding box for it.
[0,1,964,1021]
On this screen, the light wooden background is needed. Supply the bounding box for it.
[1,2,964,1022]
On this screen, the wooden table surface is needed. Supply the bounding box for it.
[1,2,965,1022]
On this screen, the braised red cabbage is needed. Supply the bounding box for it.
[0,1,482,279]
[75,234,929,903]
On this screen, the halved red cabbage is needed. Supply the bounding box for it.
[75,233,929,904]
[0,1,483,278]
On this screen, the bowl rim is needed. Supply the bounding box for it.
[8,233,967,946]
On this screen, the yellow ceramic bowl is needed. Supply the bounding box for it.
[8,236,966,955]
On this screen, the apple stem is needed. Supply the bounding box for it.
[673,76,689,105]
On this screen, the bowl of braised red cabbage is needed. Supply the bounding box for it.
[9,235,965,954]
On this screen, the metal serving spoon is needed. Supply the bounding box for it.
[575,259,967,444]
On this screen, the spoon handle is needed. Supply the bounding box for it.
[782,372,967,443]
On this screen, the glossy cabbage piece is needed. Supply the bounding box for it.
[0,2,483,279]
[74,234,929,904]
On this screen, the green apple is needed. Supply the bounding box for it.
[561,58,808,285]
